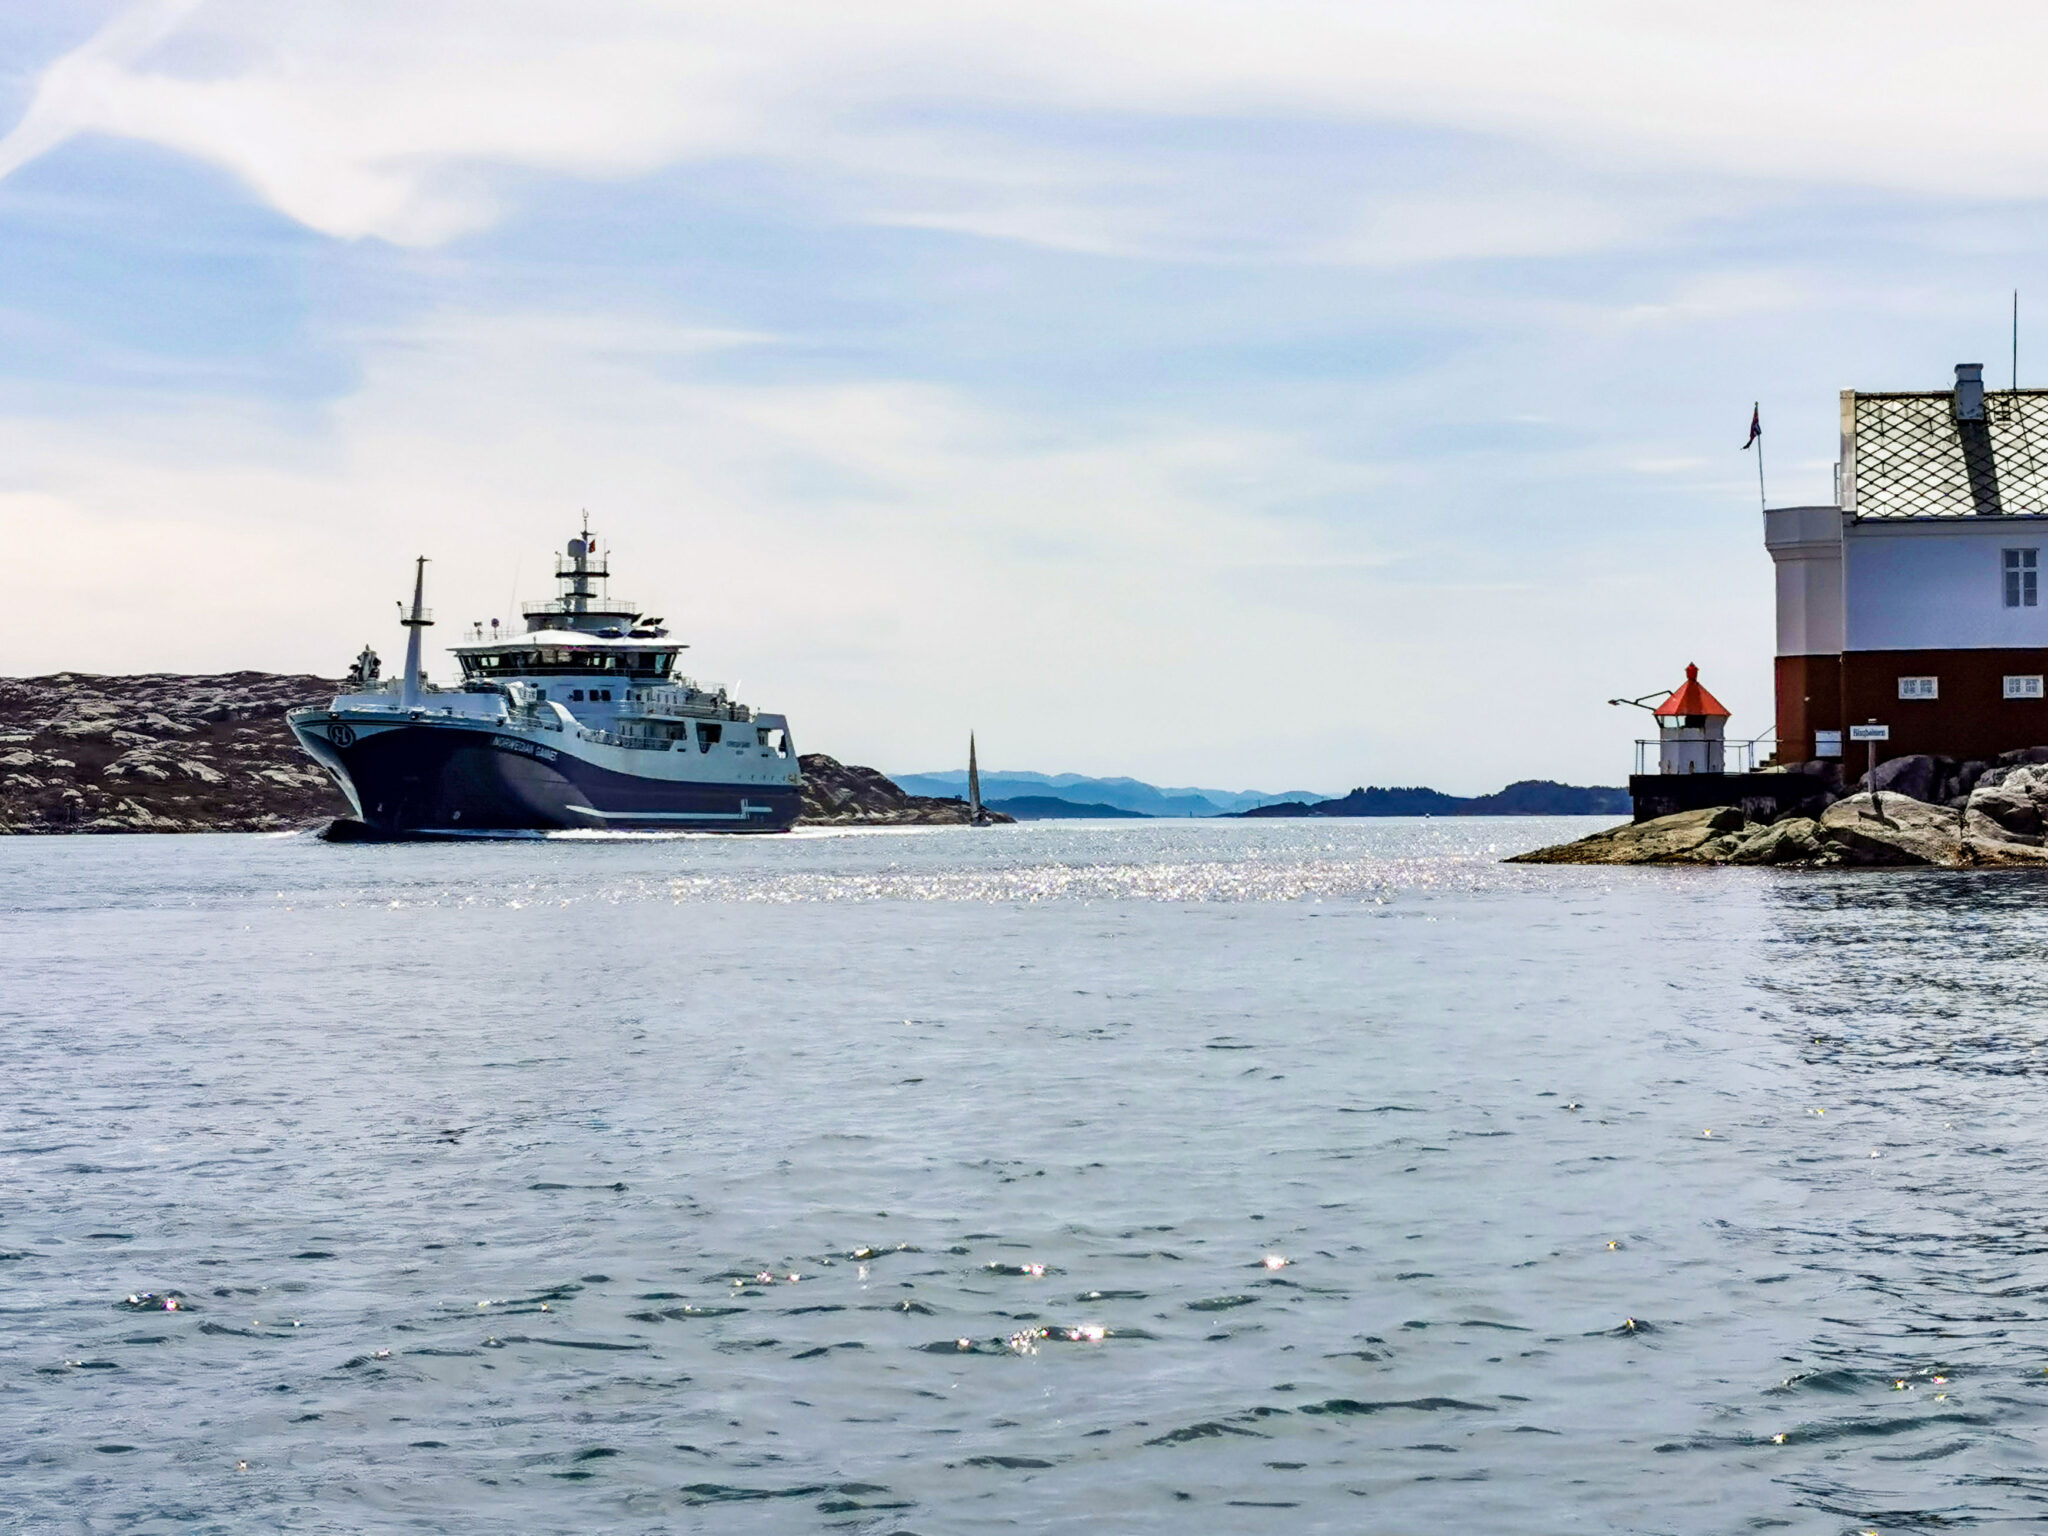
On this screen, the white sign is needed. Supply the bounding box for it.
[1849,723,1890,742]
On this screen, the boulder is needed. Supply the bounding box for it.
[1957,759,1990,797]
[1506,805,1744,865]
[1817,793,1965,867]
[1962,762,2048,840]
[1868,753,1938,803]
[1726,817,1824,865]
[1923,756,1957,805]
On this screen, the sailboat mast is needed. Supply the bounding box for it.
[398,556,432,710]
[968,733,982,821]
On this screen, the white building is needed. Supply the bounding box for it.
[1765,364,2048,764]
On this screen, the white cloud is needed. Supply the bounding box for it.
[5,2,2048,253]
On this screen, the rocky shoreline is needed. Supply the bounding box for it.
[1512,753,2048,868]
[795,754,1012,827]
[0,673,1005,834]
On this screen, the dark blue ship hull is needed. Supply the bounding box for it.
[295,718,800,837]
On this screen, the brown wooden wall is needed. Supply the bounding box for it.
[1833,649,2048,762]
[1774,654,1841,763]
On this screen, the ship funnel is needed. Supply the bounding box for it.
[1956,362,1987,422]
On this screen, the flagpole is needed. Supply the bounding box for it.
[1753,400,1766,512]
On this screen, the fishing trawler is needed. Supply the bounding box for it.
[288,526,802,836]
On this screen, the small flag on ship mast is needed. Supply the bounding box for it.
[1742,402,1765,511]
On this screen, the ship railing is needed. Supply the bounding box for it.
[1632,736,1776,776]
[522,597,640,618]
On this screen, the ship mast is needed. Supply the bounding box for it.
[398,556,432,709]
[561,513,605,619]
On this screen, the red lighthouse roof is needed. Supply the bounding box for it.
[1654,663,1730,720]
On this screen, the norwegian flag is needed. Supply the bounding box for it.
[1742,404,1761,449]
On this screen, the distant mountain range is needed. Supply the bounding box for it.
[890,770,1325,818]
[892,770,1626,819]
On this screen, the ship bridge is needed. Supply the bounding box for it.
[451,522,683,683]
[453,634,683,682]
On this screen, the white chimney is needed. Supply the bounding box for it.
[1956,362,1986,421]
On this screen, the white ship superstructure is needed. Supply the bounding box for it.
[288,526,801,836]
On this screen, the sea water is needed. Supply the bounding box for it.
[3,818,2046,1534]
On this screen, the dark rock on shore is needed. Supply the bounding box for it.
[0,672,1008,833]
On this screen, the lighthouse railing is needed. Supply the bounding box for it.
[1633,737,1771,776]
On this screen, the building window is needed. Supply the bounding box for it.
[1898,676,1939,699]
[2007,675,2045,699]
[1814,730,1842,758]
[2006,548,2039,607]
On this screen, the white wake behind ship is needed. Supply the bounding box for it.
[288,526,801,837]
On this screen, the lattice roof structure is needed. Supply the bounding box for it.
[1846,389,2048,519]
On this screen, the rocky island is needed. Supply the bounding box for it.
[1512,751,2048,867]
[1245,779,1629,817]
[0,673,1004,833]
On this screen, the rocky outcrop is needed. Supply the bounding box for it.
[0,674,1005,834]
[1510,764,2048,868]
[798,754,1014,826]
[0,672,348,833]
[1510,752,2048,868]
[1508,805,1742,864]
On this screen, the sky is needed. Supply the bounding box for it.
[5,3,2048,792]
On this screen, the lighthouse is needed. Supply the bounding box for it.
[1623,661,1826,823]
[1653,663,1729,774]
